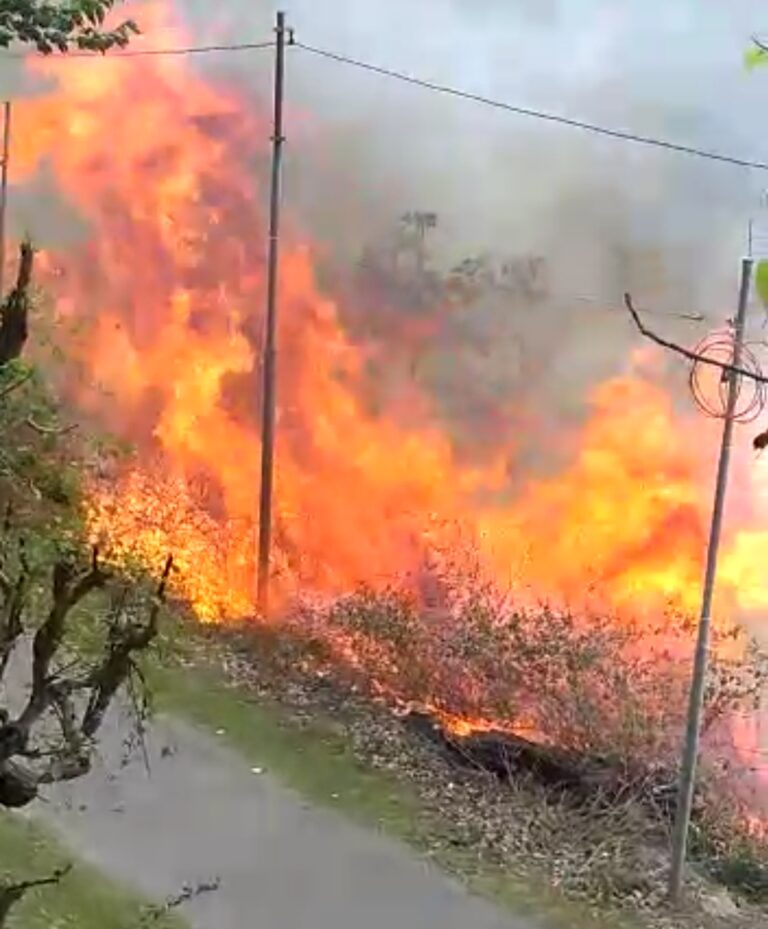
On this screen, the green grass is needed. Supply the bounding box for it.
[0,811,183,929]
[151,659,641,929]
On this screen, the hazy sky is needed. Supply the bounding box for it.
[206,0,767,313]
[182,0,766,153]
[174,0,768,450]
[173,2,768,273]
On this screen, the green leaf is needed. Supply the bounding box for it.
[0,0,139,54]
[745,46,768,70]
[755,260,768,307]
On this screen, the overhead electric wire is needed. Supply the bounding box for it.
[1,27,766,171]
[0,39,275,60]
[292,41,768,173]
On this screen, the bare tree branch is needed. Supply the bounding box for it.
[0,758,38,808]
[82,555,173,740]
[16,548,109,733]
[24,416,78,437]
[0,369,32,402]
[41,683,91,784]
[0,534,173,807]
[0,516,28,680]
[623,292,768,384]
[0,565,26,678]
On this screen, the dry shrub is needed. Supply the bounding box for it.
[287,562,768,902]
[300,578,766,770]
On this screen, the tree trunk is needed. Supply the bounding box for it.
[0,241,34,366]
[0,758,38,808]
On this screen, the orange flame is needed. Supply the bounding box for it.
[10,1,768,650]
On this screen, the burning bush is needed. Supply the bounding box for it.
[278,576,768,909]
[298,579,765,769]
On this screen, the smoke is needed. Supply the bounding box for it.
[184,0,764,274]
[6,0,768,465]
[171,0,768,456]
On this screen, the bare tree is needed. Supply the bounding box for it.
[0,527,174,920]
[0,520,173,809]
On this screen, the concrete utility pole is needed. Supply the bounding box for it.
[0,101,12,297]
[668,256,754,901]
[257,11,288,615]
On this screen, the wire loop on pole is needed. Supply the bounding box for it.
[689,331,766,423]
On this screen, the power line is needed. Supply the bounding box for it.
[292,41,768,173]
[3,31,766,173]
[0,39,275,61]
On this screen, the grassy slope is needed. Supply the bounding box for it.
[151,658,640,929]
[0,811,182,929]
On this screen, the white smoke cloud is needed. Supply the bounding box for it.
[173,0,766,307]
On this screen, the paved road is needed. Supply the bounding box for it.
[33,712,533,929]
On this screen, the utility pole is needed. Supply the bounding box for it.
[668,256,754,901]
[0,101,11,297]
[257,11,288,615]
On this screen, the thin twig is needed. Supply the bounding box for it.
[24,416,77,437]
[0,864,72,924]
[81,555,172,740]
[0,864,72,893]
[0,369,32,401]
[140,878,220,925]
[126,663,151,777]
[623,293,768,384]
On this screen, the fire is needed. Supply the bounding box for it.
[9,0,768,654]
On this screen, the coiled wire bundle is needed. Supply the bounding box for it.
[688,329,767,423]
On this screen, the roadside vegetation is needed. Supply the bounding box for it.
[138,601,768,929]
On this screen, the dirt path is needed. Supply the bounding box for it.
[32,711,533,929]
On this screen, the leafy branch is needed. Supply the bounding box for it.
[0,0,139,54]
